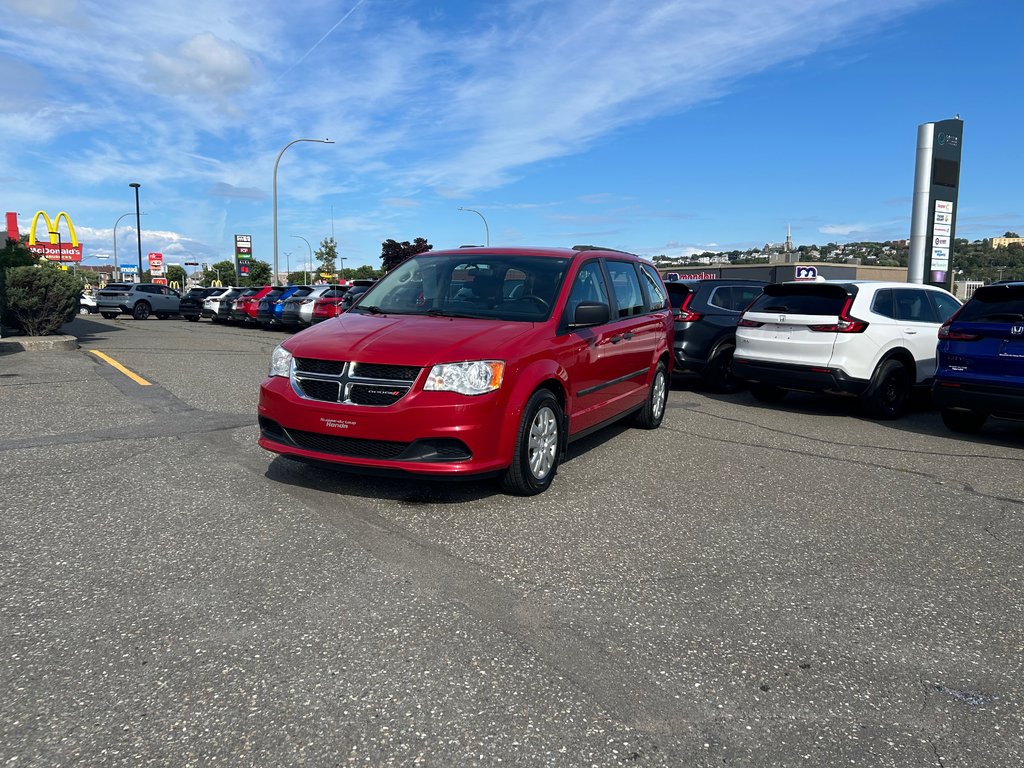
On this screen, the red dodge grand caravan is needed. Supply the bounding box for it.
[258,246,673,495]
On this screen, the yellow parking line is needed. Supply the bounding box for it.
[88,350,152,386]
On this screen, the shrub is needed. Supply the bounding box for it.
[0,238,36,320]
[4,265,81,336]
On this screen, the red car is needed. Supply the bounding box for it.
[258,246,673,495]
[230,285,273,324]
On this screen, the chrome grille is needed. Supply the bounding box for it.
[292,357,420,406]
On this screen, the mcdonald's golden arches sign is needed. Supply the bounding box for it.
[27,210,84,262]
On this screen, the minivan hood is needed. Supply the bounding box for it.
[286,312,538,365]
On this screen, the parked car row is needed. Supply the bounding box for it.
[667,275,1024,435]
[88,281,375,329]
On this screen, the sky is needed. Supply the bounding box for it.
[1,0,1021,273]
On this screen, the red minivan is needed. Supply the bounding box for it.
[258,246,673,495]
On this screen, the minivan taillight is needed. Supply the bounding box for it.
[808,297,868,333]
[673,292,702,322]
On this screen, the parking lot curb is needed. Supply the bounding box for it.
[0,334,79,354]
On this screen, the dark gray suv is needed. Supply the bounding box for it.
[666,278,766,391]
[96,283,181,320]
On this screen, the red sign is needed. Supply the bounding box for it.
[5,212,18,240]
[148,252,164,269]
[29,243,84,262]
[152,277,168,285]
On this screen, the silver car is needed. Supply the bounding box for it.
[293,284,346,327]
[96,283,181,320]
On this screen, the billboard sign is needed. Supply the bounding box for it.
[26,211,84,262]
[148,252,164,276]
[235,234,252,281]
[909,118,963,287]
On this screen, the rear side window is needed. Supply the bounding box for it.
[957,285,1024,322]
[709,285,763,312]
[928,292,961,322]
[746,284,851,315]
[606,261,645,318]
[893,288,938,323]
[872,289,896,319]
[637,264,668,311]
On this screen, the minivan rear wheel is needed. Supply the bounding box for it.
[941,407,987,434]
[634,361,668,429]
[500,389,562,496]
[861,359,910,420]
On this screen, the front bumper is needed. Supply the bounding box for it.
[257,375,512,476]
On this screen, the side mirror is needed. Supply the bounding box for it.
[571,301,610,327]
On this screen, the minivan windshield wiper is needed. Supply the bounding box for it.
[425,307,481,319]
[350,305,384,314]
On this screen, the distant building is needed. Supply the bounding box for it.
[992,237,1024,249]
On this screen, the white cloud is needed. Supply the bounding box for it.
[820,223,868,236]
[144,32,255,99]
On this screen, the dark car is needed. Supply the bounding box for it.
[179,287,223,322]
[933,282,1024,433]
[665,279,765,391]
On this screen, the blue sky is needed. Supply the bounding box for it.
[1,0,1021,272]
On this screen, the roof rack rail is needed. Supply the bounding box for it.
[571,244,637,256]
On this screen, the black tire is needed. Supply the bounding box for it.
[634,361,668,429]
[941,408,987,434]
[101,312,118,320]
[751,384,787,403]
[186,316,199,322]
[861,359,910,420]
[702,344,741,393]
[500,389,562,496]
[132,302,151,321]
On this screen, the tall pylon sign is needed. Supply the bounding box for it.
[908,117,963,286]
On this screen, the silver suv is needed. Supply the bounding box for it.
[96,282,182,320]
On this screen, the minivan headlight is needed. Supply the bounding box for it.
[269,344,293,378]
[424,361,504,395]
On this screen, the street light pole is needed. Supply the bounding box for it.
[113,211,146,281]
[458,207,490,246]
[273,138,333,286]
[292,235,313,286]
[129,183,143,280]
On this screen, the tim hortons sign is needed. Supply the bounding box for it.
[27,210,84,262]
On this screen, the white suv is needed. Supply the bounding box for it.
[733,281,961,418]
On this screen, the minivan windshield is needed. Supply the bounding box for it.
[352,254,571,322]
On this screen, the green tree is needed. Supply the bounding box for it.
[1,236,37,321]
[315,237,338,279]
[1004,232,1020,238]
[381,237,432,273]
[247,260,272,286]
[4,264,80,335]
[351,264,380,280]
[165,264,187,290]
[202,260,237,286]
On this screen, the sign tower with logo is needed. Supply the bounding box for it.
[235,235,252,282]
[908,117,964,288]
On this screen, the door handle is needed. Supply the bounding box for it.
[904,329,918,335]
[609,335,623,344]
[623,332,634,340]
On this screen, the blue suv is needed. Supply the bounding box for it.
[933,282,1024,433]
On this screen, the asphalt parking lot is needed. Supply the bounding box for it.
[2,314,1022,766]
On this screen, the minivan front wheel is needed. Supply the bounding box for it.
[501,389,562,496]
[861,359,910,420]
